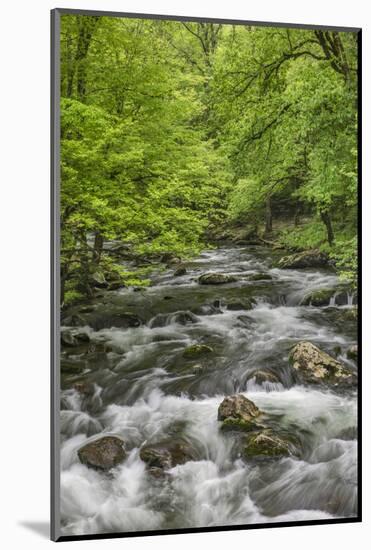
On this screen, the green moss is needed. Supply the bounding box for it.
[183,344,213,358]
[243,431,293,458]
[301,288,335,306]
[221,417,256,432]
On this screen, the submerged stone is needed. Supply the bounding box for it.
[78,436,126,471]
[183,344,213,358]
[198,272,238,285]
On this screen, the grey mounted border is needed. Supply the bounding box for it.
[51,7,362,542]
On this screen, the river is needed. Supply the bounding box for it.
[59,244,358,536]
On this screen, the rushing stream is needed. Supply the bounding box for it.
[59,245,358,536]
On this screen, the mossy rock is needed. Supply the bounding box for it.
[140,439,197,474]
[243,430,300,459]
[198,272,238,285]
[290,341,357,387]
[301,288,335,306]
[174,266,187,277]
[221,417,259,432]
[183,344,213,358]
[278,250,329,269]
[218,394,261,432]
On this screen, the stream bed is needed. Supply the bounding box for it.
[59,245,358,536]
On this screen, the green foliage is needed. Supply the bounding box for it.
[59,16,358,303]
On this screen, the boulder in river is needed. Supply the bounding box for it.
[61,329,90,347]
[289,341,357,386]
[78,436,126,471]
[243,429,300,459]
[198,272,238,285]
[218,394,261,431]
[278,250,329,269]
[74,381,95,397]
[140,439,197,474]
[174,266,187,277]
[183,344,213,358]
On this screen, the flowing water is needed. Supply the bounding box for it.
[59,245,358,536]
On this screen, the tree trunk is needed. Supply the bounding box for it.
[265,196,273,234]
[66,31,74,98]
[294,199,301,226]
[93,231,104,265]
[320,211,334,246]
[76,16,99,101]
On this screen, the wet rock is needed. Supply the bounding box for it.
[301,288,335,306]
[226,298,255,311]
[183,344,213,358]
[243,429,300,459]
[61,329,90,347]
[61,331,77,347]
[174,266,187,277]
[289,341,357,387]
[78,436,126,471]
[150,310,198,328]
[171,311,198,325]
[218,394,261,432]
[140,439,197,473]
[247,273,273,281]
[74,381,95,397]
[198,272,238,285]
[236,315,253,327]
[161,253,181,265]
[278,250,329,269]
[347,344,358,361]
[62,307,142,330]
